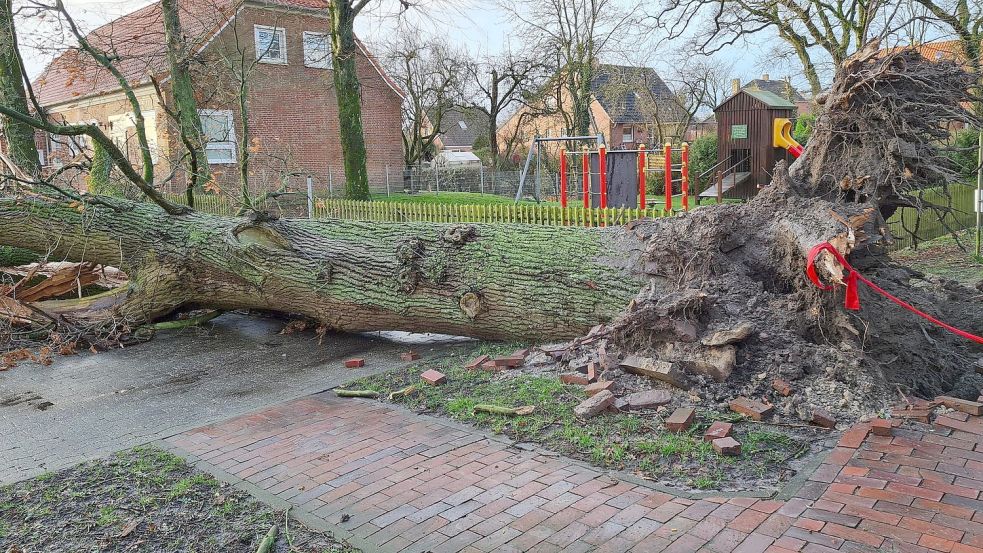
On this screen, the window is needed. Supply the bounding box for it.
[108,111,158,164]
[198,109,236,164]
[255,25,286,64]
[457,120,468,130]
[303,31,331,68]
[622,125,634,143]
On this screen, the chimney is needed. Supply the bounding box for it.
[731,79,740,94]
[762,73,770,81]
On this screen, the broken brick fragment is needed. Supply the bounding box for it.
[729,397,773,421]
[585,381,614,397]
[665,407,695,432]
[935,396,983,416]
[772,378,792,397]
[420,369,447,385]
[464,355,489,370]
[704,421,733,442]
[344,358,365,368]
[511,348,529,359]
[560,373,589,386]
[586,361,598,383]
[626,389,672,410]
[400,351,420,361]
[574,389,615,418]
[490,356,523,368]
[811,407,836,429]
[870,418,892,437]
[712,437,742,456]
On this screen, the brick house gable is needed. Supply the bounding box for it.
[33,0,404,196]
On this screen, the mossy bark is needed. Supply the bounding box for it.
[0,0,40,175]
[328,1,370,201]
[161,0,209,203]
[0,196,643,340]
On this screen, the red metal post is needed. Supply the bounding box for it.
[582,146,590,210]
[598,146,607,210]
[638,144,647,210]
[559,148,568,209]
[681,142,690,211]
[663,142,672,212]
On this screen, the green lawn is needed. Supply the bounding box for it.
[343,344,813,492]
[369,191,728,211]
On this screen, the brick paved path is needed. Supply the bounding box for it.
[166,392,983,553]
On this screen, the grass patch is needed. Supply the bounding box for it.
[345,346,813,492]
[892,229,982,285]
[371,192,545,206]
[0,446,357,552]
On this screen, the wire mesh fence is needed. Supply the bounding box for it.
[886,184,977,250]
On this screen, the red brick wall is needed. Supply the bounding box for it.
[170,6,404,195]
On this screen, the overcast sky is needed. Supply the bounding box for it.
[20,0,832,93]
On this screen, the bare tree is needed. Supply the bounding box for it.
[464,48,547,168]
[385,33,466,167]
[648,0,894,95]
[0,0,40,176]
[504,0,642,136]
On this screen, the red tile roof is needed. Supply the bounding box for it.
[33,0,336,107]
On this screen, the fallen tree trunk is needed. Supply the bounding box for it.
[0,44,980,413]
[0,196,649,340]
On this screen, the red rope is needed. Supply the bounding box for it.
[806,242,983,345]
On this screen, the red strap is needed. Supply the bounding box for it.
[807,242,983,345]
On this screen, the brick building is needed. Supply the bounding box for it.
[32,0,404,195]
[498,64,684,157]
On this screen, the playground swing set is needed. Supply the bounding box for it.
[515,135,694,213]
[516,88,805,211]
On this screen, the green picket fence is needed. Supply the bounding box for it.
[311,198,667,227]
[177,193,668,227]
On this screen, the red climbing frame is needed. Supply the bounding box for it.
[559,149,568,209]
[663,143,672,212]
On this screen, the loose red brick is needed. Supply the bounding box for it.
[936,396,983,416]
[772,378,793,396]
[489,356,523,368]
[729,397,773,421]
[665,407,695,432]
[812,407,836,429]
[574,389,615,418]
[712,437,741,456]
[400,351,420,361]
[511,348,529,359]
[420,369,446,385]
[481,361,504,372]
[704,421,733,442]
[870,418,892,437]
[464,354,489,370]
[892,408,931,423]
[627,389,672,410]
[344,358,365,368]
[560,373,589,385]
[585,380,614,396]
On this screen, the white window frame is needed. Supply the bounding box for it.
[302,31,331,69]
[198,109,237,165]
[622,125,634,144]
[254,25,287,65]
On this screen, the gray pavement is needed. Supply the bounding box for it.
[0,313,471,484]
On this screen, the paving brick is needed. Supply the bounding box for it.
[420,369,447,385]
[464,354,489,369]
[705,421,734,442]
[811,408,837,429]
[585,380,615,396]
[560,373,590,385]
[665,407,696,432]
[871,418,893,437]
[626,389,672,409]
[344,358,365,368]
[574,389,615,418]
[714,436,742,455]
[937,396,983,416]
[730,397,774,420]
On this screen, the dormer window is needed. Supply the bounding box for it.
[255,25,287,65]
